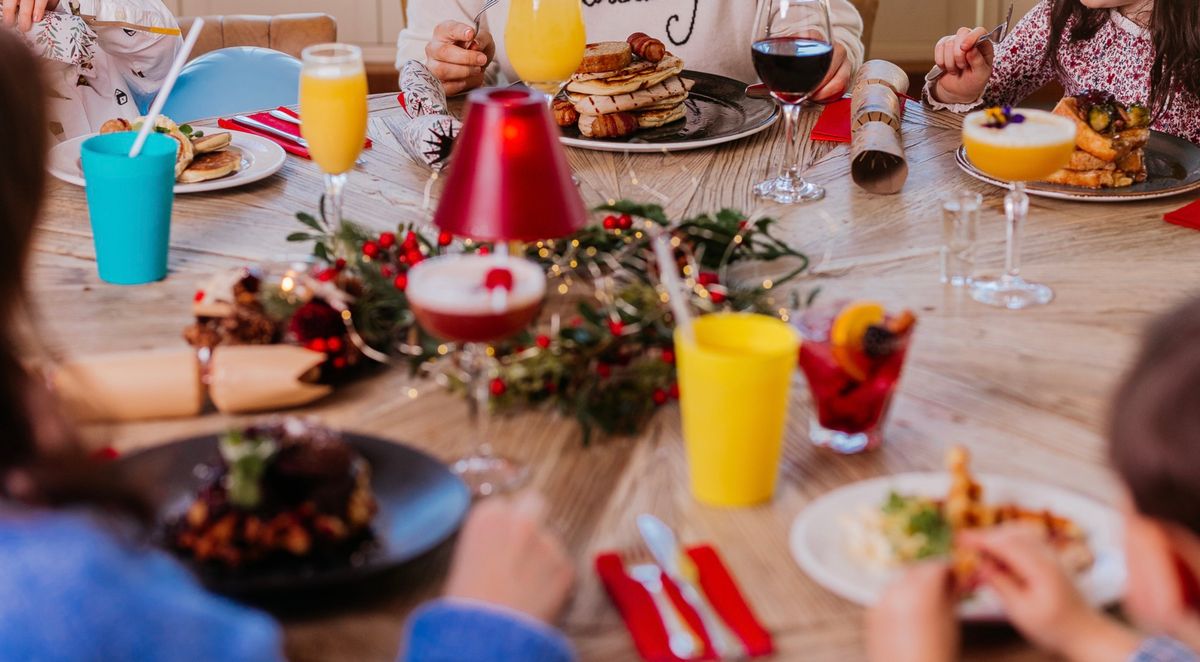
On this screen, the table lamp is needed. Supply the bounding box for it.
[432,88,587,242]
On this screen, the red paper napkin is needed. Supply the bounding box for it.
[595,545,773,662]
[1165,199,1200,231]
[217,107,372,160]
[810,94,912,143]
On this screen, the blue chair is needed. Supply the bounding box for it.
[160,47,301,122]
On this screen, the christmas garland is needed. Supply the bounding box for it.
[187,201,811,442]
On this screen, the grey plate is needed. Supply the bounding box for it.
[559,70,779,153]
[110,432,470,597]
[956,130,1200,202]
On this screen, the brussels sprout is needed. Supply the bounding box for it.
[1128,103,1150,128]
[1088,105,1113,133]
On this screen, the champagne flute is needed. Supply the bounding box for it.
[505,0,587,98]
[961,108,1077,309]
[751,0,834,204]
[299,44,368,234]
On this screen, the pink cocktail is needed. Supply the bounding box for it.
[795,301,916,453]
[406,253,546,496]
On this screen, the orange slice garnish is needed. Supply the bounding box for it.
[830,301,885,380]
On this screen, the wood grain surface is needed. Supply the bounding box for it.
[31,93,1200,662]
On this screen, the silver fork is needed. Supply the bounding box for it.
[471,0,500,36]
[926,1,1014,83]
[629,564,704,660]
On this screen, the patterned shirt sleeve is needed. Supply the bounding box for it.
[1130,636,1200,662]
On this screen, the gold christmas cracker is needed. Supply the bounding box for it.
[852,59,910,98]
[851,121,908,195]
[852,83,903,131]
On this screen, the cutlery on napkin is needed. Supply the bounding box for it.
[218,106,372,159]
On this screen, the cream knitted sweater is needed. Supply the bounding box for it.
[398,0,864,87]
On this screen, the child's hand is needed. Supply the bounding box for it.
[2,0,59,32]
[962,525,1139,662]
[932,27,994,105]
[866,562,959,662]
[424,20,495,97]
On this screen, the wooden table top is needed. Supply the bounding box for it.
[32,94,1200,662]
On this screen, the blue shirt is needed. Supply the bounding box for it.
[1131,636,1200,662]
[0,512,573,662]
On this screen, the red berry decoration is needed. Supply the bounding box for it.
[406,249,424,265]
[602,215,618,230]
[362,241,380,259]
[668,383,680,399]
[289,300,343,342]
[652,389,668,405]
[661,349,675,364]
[698,272,720,286]
[438,231,453,247]
[393,274,408,291]
[307,338,328,353]
[334,258,347,271]
[316,268,336,282]
[327,336,344,353]
[489,378,507,396]
[618,214,633,230]
[535,334,552,349]
[193,289,205,302]
[91,446,119,461]
[608,320,625,336]
[710,291,727,304]
[333,356,348,369]
[477,245,491,255]
[403,231,419,249]
[484,267,514,291]
[596,363,611,379]
[381,265,395,279]
[378,232,396,248]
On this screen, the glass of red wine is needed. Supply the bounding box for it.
[751,0,834,204]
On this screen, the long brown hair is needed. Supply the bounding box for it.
[1109,295,1200,534]
[0,30,148,520]
[1043,0,1200,116]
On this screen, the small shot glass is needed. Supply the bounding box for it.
[940,191,981,286]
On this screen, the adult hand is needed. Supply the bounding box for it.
[443,492,575,624]
[2,0,59,32]
[812,41,851,103]
[425,20,495,97]
[961,525,1139,662]
[932,27,994,105]
[866,561,960,662]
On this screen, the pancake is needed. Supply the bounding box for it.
[636,104,686,128]
[571,59,656,82]
[192,131,232,154]
[178,148,241,184]
[566,55,683,96]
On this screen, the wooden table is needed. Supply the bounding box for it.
[33,94,1200,661]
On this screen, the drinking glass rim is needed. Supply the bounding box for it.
[301,43,363,65]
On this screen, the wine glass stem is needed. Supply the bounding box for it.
[465,342,492,447]
[782,102,804,184]
[323,172,348,232]
[1004,181,1030,281]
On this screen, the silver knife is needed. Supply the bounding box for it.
[268,109,301,126]
[232,115,308,147]
[637,514,747,660]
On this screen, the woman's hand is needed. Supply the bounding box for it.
[425,20,495,97]
[932,26,994,105]
[443,492,575,624]
[812,41,851,103]
[961,525,1139,662]
[2,0,59,32]
[866,561,960,662]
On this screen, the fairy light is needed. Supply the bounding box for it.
[539,248,551,258]
[550,264,562,275]
[407,388,419,399]
[762,279,774,290]
[341,310,352,321]
[733,235,744,244]
[569,259,578,268]
[571,239,580,248]
[585,247,597,257]
[681,265,693,276]
[485,346,495,357]
[437,344,449,355]
[670,236,682,248]
[280,276,295,292]
[558,283,569,295]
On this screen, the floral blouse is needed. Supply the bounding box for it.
[925,0,1200,146]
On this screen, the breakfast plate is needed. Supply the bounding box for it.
[559,70,779,153]
[956,130,1200,202]
[109,432,470,596]
[789,472,1126,621]
[48,130,287,194]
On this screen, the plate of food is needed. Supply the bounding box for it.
[957,91,1200,201]
[109,419,470,596]
[48,115,287,194]
[790,447,1126,621]
[553,34,778,152]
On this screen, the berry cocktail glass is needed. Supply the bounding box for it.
[406,253,546,496]
[795,301,916,454]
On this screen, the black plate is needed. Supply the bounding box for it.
[110,433,470,596]
[559,70,779,152]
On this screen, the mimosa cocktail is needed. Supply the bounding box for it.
[962,107,1077,309]
[505,0,586,97]
[300,44,367,234]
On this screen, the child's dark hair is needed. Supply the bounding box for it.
[1044,0,1200,116]
[1110,295,1200,533]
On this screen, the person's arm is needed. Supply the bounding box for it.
[403,600,574,662]
[65,0,181,99]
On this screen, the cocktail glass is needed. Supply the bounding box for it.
[796,301,916,454]
[962,108,1077,309]
[406,253,546,496]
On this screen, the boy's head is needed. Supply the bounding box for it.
[1110,295,1200,634]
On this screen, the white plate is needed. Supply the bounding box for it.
[789,472,1126,621]
[48,131,288,194]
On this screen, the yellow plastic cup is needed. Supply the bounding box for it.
[675,312,799,507]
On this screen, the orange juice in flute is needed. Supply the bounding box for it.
[506,0,586,97]
[299,43,368,232]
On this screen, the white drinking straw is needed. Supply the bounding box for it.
[128,17,205,158]
[652,233,695,342]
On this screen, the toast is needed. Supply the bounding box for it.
[1044,167,1135,189]
[1053,94,1151,162]
[178,148,242,184]
[577,41,632,75]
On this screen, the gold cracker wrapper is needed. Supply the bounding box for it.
[852,83,903,131]
[851,59,910,97]
[851,121,908,195]
[208,345,331,414]
[53,349,204,423]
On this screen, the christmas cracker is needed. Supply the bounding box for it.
[849,60,910,194]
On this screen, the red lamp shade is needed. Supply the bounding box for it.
[432,88,587,242]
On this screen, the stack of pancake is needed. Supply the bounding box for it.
[101,116,242,184]
[1042,93,1150,189]
[553,34,692,139]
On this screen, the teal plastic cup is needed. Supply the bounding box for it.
[80,132,176,285]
